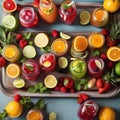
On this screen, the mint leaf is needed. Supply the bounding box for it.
[40,46,51,52]
[23,32,32,40]
[35,98,46,110]
[28,86,37,93]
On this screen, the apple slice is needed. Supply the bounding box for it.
[95,60,102,70]
[43,61,51,67]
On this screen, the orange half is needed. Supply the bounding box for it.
[73,36,88,52]
[6,63,21,78]
[107,46,120,61]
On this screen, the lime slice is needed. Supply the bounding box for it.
[23,45,36,58]
[58,57,68,68]
[80,10,91,25]
[2,15,18,31]
[60,32,71,40]
[44,75,57,88]
[49,112,57,120]
[13,78,25,88]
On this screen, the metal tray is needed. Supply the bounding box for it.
[0,2,120,98]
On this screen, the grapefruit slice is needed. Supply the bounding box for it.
[2,0,17,13]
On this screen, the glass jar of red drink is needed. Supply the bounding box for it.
[78,100,99,120]
[39,53,56,72]
[87,57,104,78]
[19,7,39,28]
[22,59,40,80]
[59,0,77,25]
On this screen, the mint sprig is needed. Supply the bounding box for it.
[0,110,8,120]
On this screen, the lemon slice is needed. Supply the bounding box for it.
[95,60,102,70]
[44,75,57,88]
[80,10,91,25]
[58,57,68,68]
[13,78,25,88]
[34,33,49,48]
[49,112,57,120]
[60,32,71,40]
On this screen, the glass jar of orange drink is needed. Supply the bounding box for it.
[71,36,88,57]
[90,8,109,27]
[88,32,105,49]
[38,0,58,23]
[51,38,69,56]
[2,45,21,62]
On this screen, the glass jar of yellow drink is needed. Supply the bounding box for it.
[90,8,109,27]
[70,36,88,57]
[51,38,69,56]
[88,32,105,49]
[2,45,21,62]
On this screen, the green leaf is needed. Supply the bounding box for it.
[40,46,51,52]
[40,86,47,93]
[28,86,38,93]
[23,32,32,40]
[0,109,8,119]
[35,98,46,110]
[75,84,81,91]
[80,79,88,85]
[92,50,100,57]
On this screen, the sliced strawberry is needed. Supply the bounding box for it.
[104,82,112,90]
[63,77,74,89]
[77,98,84,104]
[33,0,40,7]
[0,57,7,67]
[16,33,22,41]
[98,88,105,94]
[96,78,104,89]
[14,94,21,102]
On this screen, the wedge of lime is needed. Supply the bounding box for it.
[2,15,18,31]
[13,78,25,88]
[49,112,57,120]
[80,10,91,25]
[60,32,71,40]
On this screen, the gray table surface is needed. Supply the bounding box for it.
[0,0,120,120]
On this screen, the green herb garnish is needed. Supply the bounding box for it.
[0,110,8,120]
[40,46,51,52]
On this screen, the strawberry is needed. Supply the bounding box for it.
[67,7,73,13]
[54,85,60,91]
[107,61,114,69]
[60,86,67,93]
[63,77,74,89]
[77,98,84,104]
[33,0,40,7]
[100,53,107,61]
[81,94,89,101]
[96,78,104,89]
[51,30,59,38]
[16,5,22,11]
[14,94,21,102]
[16,33,22,41]
[69,88,75,93]
[101,28,108,36]
[98,88,105,94]
[106,35,118,47]
[0,57,7,67]
[19,39,28,49]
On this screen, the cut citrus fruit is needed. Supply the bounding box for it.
[44,75,57,88]
[13,78,25,88]
[23,45,36,58]
[73,36,88,52]
[80,10,91,25]
[6,63,21,78]
[107,46,120,61]
[5,101,23,118]
[60,32,71,40]
[49,112,57,120]
[2,15,18,31]
[95,59,102,70]
[2,0,17,13]
[58,57,68,68]
[34,33,49,48]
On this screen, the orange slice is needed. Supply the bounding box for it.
[107,46,120,61]
[34,33,49,48]
[44,75,57,88]
[73,36,88,52]
[6,63,21,78]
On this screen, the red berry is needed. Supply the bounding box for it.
[101,28,108,36]
[100,53,107,60]
[81,94,89,101]
[14,94,21,102]
[107,61,114,69]
[16,5,22,11]
[51,30,59,38]
[98,88,105,94]
[104,82,111,90]
[96,78,104,89]
[19,39,28,49]
[60,86,67,93]
[77,98,84,104]
[33,0,40,7]
[63,77,74,89]
[16,34,22,41]
[69,88,75,93]
[67,7,73,13]
[0,57,7,67]
[54,85,60,91]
